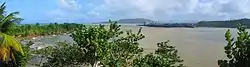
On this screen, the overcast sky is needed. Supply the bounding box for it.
[1,0,250,23]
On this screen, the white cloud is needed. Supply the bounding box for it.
[87,0,250,21]
[87,10,100,17]
[48,0,250,22]
[47,0,85,22]
[47,9,86,21]
[58,0,81,11]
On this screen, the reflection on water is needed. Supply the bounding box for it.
[27,26,247,67]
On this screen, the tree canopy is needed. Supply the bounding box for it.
[218,24,250,67]
[0,2,25,67]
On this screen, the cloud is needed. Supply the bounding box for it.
[87,0,250,21]
[47,0,85,22]
[58,0,81,11]
[47,9,86,22]
[47,0,250,22]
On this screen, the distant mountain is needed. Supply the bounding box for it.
[196,18,250,28]
[100,18,155,24]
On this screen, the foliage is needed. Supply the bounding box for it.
[41,42,86,67]
[13,41,34,67]
[36,20,185,67]
[197,18,250,28]
[0,2,25,67]
[0,33,24,67]
[70,20,145,66]
[133,41,184,67]
[218,24,250,67]
[0,2,23,33]
[6,23,84,37]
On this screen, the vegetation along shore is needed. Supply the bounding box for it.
[1,2,250,67]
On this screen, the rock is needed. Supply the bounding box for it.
[32,37,37,40]
[21,40,31,45]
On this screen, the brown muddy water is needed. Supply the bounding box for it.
[29,25,243,67]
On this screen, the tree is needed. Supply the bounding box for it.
[0,3,23,33]
[38,20,185,67]
[218,24,250,67]
[41,42,86,67]
[15,41,34,67]
[0,2,24,67]
[133,41,184,67]
[69,20,146,66]
[36,23,40,26]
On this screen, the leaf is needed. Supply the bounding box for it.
[0,33,23,65]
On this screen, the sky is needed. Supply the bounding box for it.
[1,0,250,23]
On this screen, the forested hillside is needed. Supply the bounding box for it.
[196,18,250,28]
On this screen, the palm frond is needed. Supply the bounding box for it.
[0,12,21,32]
[0,33,23,62]
[1,17,23,33]
[0,2,5,9]
[11,17,23,24]
[0,2,6,16]
[0,12,19,26]
[0,2,24,66]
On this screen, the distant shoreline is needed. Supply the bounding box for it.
[88,23,243,29]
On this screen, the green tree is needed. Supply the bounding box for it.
[16,41,34,67]
[41,42,86,67]
[38,20,184,67]
[0,2,25,67]
[133,41,184,67]
[0,3,23,33]
[70,20,145,67]
[218,24,250,67]
[36,23,40,26]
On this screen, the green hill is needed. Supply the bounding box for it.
[196,18,250,28]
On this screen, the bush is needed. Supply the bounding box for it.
[6,41,34,67]
[218,24,250,67]
[133,41,184,67]
[41,42,86,67]
[36,20,184,67]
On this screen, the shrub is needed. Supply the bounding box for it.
[218,24,250,67]
[133,41,184,67]
[37,20,184,67]
[41,42,86,67]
